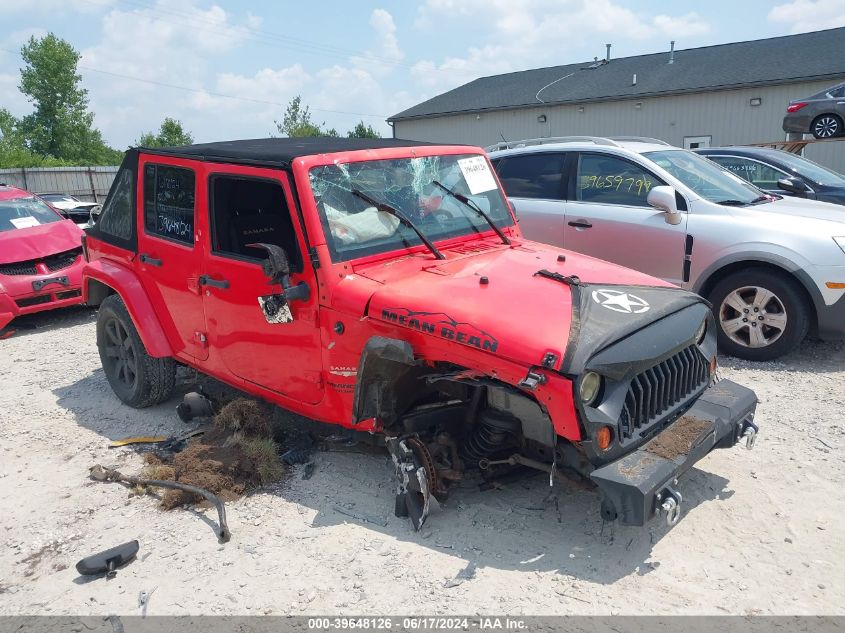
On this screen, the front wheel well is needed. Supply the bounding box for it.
[86,278,115,307]
[697,261,818,333]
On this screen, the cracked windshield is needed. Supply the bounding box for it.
[309,153,513,261]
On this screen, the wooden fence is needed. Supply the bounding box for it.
[0,166,118,202]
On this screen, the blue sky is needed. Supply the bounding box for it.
[1,0,843,148]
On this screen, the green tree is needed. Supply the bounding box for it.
[347,121,381,139]
[0,108,65,168]
[274,95,338,137]
[17,33,119,165]
[136,117,194,147]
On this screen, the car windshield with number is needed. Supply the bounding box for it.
[0,196,63,232]
[309,154,513,261]
[645,150,768,205]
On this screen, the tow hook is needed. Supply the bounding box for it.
[657,485,683,527]
[739,418,759,450]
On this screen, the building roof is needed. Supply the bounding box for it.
[142,137,435,167]
[390,27,845,122]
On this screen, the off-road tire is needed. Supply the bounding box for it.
[708,269,809,361]
[97,294,176,407]
[811,114,843,139]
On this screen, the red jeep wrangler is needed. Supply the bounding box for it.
[82,138,759,530]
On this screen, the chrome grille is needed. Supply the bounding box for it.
[620,345,708,439]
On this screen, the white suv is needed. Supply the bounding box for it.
[489,136,845,360]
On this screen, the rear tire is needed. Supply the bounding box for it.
[811,114,843,139]
[708,269,809,361]
[97,294,176,407]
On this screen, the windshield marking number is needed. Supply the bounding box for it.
[458,156,498,195]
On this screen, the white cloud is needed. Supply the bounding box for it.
[768,0,845,33]
[75,0,260,144]
[351,9,404,76]
[653,12,710,37]
[411,0,713,95]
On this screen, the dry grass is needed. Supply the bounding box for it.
[241,436,285,485]
[213,398,271,437]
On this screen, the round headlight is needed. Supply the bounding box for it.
[695,319,707,344]
[579,371,602,406]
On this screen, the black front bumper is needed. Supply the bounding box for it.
[590,379,758,527]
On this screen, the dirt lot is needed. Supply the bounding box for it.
[0,306,843,615]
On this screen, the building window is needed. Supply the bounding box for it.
[683,136,712,150]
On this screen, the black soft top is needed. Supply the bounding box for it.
[140,137,440,168]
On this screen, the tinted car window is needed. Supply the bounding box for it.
[96,167,134,240]
[766,151,845,187]
[209,175,303,272]
[709,157,786,189]
[143,164,195,245]
[494,153,565,199]
[576,153,663,207]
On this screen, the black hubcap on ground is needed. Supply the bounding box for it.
[104,318,138,389]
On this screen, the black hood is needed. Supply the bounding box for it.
[561,281,708,375]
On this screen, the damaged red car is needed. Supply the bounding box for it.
[0,184,85,332]
[82,138,759,530]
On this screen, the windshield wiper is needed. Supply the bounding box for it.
[351,189,445,260]
[431,180,511,245]
[714,199,750,206]
[750,195,773,204]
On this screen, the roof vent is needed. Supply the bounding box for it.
[632,73,637,86]
[606,43,611,61]
[669,41,675,64]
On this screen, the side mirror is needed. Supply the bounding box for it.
[88,205,102,227]
[777,177,807,194]
[245,242,310,304]
[647,185,683,225]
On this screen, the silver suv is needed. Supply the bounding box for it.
[489,136,845,360]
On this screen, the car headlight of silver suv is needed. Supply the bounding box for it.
[834,236,845,255]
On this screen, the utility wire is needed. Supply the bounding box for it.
[82,0,417,72]
[0,47,388,119]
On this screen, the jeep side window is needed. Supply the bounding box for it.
[96,165,134,241]
[494,153,566,200]
[576,154,664,207]
[143,164,195,245]
[209,176,303,272]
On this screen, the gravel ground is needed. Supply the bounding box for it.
[0,306,843,615]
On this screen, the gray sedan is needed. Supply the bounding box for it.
[783,81,845,139]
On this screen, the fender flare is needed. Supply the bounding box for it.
[352,336,418,426]
[83,259,173,358]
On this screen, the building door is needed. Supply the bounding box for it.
[563,152,688,286]
[201,166,323,404]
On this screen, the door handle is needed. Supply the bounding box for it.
[139,253,162,267]
[198,275,229,289]
[567,220,593,229]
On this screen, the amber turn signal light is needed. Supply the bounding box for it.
[826,282,845,289]
[596,426,612,451]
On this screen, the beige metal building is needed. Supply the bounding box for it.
[390,28,845,172]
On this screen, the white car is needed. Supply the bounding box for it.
[489,136,845,360]
[37,193,101,228]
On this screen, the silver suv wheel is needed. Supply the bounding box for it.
[719,286,787,348]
